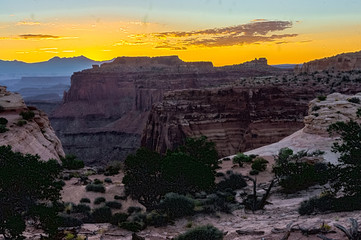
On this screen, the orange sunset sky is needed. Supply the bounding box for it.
[1,0,361,66]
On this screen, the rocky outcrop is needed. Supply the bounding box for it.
[296,50,361,73]
[0,86,64,161]
[246,92,361,163]
[52,56,287,165]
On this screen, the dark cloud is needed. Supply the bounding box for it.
[120,20,298,50]
[19,34,60,39]
[152,21,294,38]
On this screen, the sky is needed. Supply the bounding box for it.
[0,0,361,66]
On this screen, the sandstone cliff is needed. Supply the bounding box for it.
[141,69,361,157]
[0,86,64,161]
[296,50,361,73]
[51,56,286,165]
[246,92,361,163]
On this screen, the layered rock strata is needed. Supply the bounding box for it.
[52,56,286,165]
[0,86,64,161]
[296,50,361,73]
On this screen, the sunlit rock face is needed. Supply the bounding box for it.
[0,86,65,161]
[51,56,287,165]
[296,50,361,73]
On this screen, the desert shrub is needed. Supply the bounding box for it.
[73,204,91,214]
[119,221,145,232]
[232,153,252,166]
[216,173,247,191]
[104,178,112,183]
[249,169,259,175]
[91,207,112,223]
[273,148,329,193]
[127,206,143,214]
[59,214,83,227]
[105,201,122,209]
[20,110,35,120]
[174,225,224,240]
[114,195,126,200]
[251,157,268,172]
[0,125,8,133]
[215,172,225,177]
[0,105,4,112]
[93,178,103,185]
[0,117,8,125]
[16,120,27,126]
[110,213,128,226]
[312,106,321,111]
[317,95,327,101]
[61,155,84,170]
[80,198,91,204]
[104,161,122,176]
[86,184,105,193]
[94,197,106,205]
[146,210,169,227]
[348,97,360,104]
[158,193,195,219]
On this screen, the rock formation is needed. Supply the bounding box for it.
[0,86,64,161]
[141,68,361,158]
[296,50,361,73]
[246,92,361,163]
[51,56,287,165]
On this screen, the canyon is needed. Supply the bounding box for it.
[50,56,288,165]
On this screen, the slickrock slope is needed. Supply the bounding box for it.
[296,50,361,73]
[52,56,286,164]
[0,86,64,161]
[246,92,361,163]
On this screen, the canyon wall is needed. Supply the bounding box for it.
[296,50,361,73]
[141,69,361,157]
[51,56,287,165]
[0,86,64,161]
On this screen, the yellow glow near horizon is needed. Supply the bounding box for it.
[1,18,361,66]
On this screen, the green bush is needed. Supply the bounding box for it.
[232,153,252,166]
[249,169,259,175]
[174,225,224,240]
[146,210,169,227]
[86,184,105,193]
[110,213,128,226]
[59,214,83,227]
[114,195,127,200]
[94,197,106,205]
[80,198,91,204]
[104,178,112,183]
[0,117,8,125]
[105,201,122,209]
[127,206,142,214]
[348,97,360,104]
[217,173,247,191]
[0,125,9,133]
[61,155,84,170]
[93,178,103,185]
[104,161,122,176]
[16,120,27,126]
[158,193,195,219]
[73,204,91,214]
[91,207,112,223]
[119,221,145,232]
[20,110,35,120]
[317,95,327,101]
[251,157,268,172]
